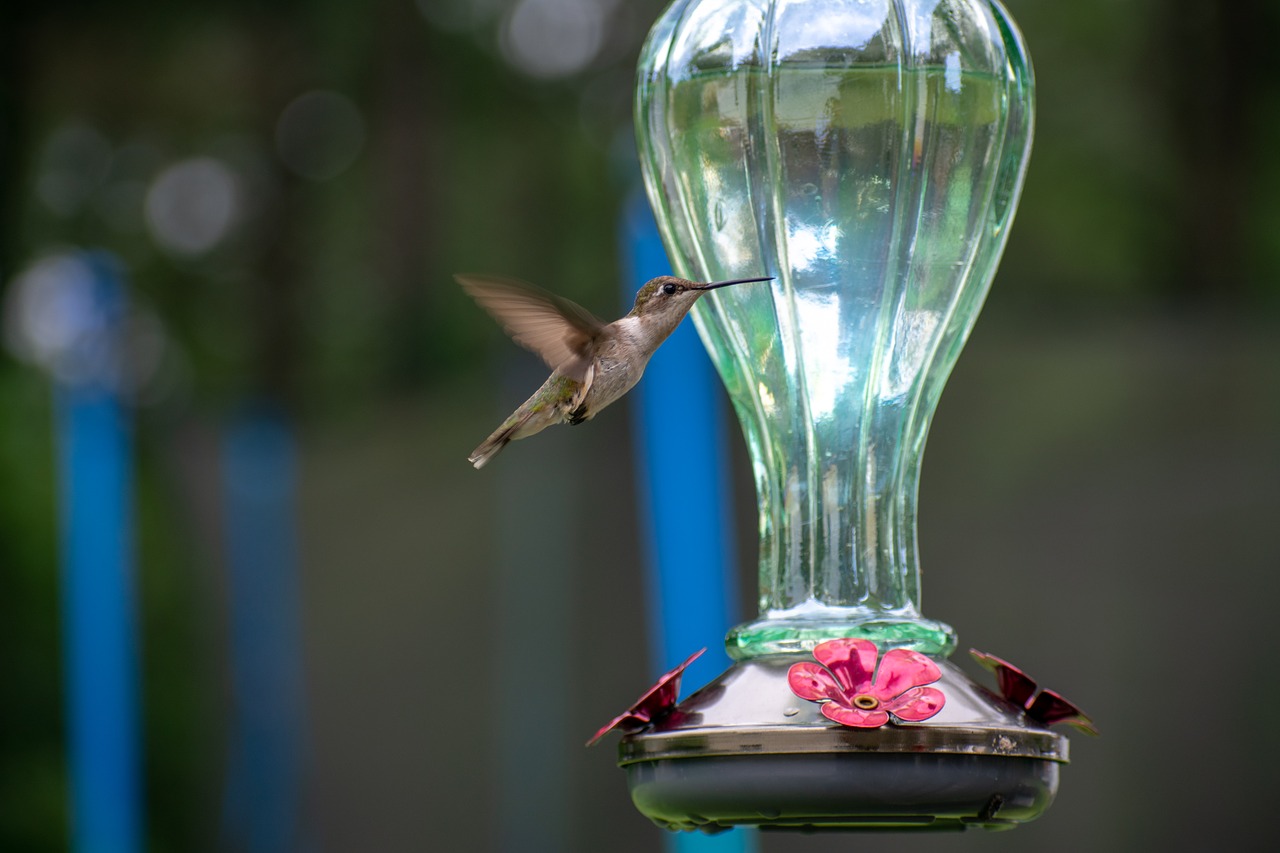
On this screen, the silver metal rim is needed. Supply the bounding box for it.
[619,722,1068,766]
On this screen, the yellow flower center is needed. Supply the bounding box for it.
[852,694,880,710]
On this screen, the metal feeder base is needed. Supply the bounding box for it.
[620,656,1067,832]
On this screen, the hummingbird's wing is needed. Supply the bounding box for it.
[455,274,604,384]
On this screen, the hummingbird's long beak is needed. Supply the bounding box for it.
[693,275,774,291]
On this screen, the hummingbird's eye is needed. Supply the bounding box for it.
[662,282,679,295]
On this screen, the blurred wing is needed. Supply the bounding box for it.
[456,274,603,383]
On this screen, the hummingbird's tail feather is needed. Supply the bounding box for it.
[468,431,511,469]
[468,411,534,469]
[469,373,572,468]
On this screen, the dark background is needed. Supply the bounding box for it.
[2,1,1278,851]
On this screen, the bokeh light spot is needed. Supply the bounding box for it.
[500,0,610,80]
[275,90,366,182]
[36,121,113,216]
[415,0,504,33]
[144,157,242,256]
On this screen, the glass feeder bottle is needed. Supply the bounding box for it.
[635,0,1034,660]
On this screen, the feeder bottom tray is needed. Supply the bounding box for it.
[619,656,1068,833]
[626,751,1059,831]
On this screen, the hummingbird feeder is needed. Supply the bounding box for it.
[599,0,1094,832]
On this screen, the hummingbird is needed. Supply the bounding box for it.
[458,272,772,469]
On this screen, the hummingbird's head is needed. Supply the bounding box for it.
[629,274,773,326]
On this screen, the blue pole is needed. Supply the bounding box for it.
[55,253,142,853]
[220,405,304,853]
[622,192,758,853]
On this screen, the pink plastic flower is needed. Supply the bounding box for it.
[970,649,1098,735]
[787,639,945,728]
[586,648,705,746]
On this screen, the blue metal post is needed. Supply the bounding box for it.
[622,192,758,853]
[220,405,305,853]
[55,253,142,853]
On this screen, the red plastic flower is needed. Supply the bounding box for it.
[586,648,705,746]
[787,639,945,728]
[970,649,1098,735]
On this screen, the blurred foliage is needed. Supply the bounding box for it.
[1,1,660,848]
[3,0,659,415]
[0,368,64,849]
[998,0,1280,310]
[2,0,1279,850]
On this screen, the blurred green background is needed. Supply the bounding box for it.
[2,1,1278,851]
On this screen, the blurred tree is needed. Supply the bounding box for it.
[1161,0,1278,300]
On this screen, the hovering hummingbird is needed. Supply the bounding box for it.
[458,272,772,469]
